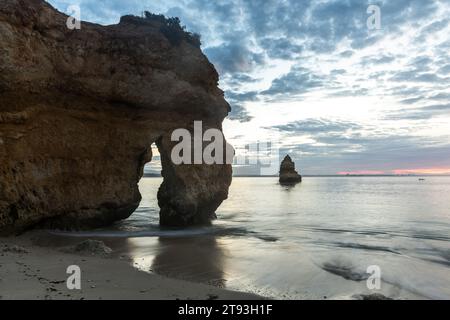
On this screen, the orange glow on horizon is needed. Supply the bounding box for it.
[392,167,450,175]
[338,167,450,175]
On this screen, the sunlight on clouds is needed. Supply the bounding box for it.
[47,0,450,175]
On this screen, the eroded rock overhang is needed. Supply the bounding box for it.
[0,0,233,233]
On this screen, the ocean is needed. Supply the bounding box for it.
[47,177,450,299]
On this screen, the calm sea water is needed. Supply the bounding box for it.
[50,177,450,299]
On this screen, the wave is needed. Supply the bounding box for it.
[48,225,279,242]
[318,259,369,281]
[330,242,401,255]
[299,225,450,242]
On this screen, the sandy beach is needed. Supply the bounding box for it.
[0,232,261,300]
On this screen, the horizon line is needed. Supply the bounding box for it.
[143,173,450,178]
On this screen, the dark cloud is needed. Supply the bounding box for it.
[297,146,450,174]
[205,43,265,75]
[339,50,355,58]
[270,119,362,134]
[275,125,450,174]
[261,66,327,97]
[226,91,259,102]
[327,87,369,97]
[360,55,396,66]
[388,86,427,98]
[430,92,450,101]
[438,40,450,49]
[330,69,347,75]
[415,18,450,43]
[307,0,371,51]
[408,55,434,68]
[399,92,450,105]
[227,103,253,123]
[224,90,258,122]
[240,0,311,38]
[258,37,303,60]
[385,103,450,120]
[390,70,447,83]
[381,0,439,26]
[438,64,450,75]
[227,73,261,84]
[399,96,424,105]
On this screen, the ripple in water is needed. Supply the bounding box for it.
[49,177,450,299]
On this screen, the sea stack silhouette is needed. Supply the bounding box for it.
[279,155,302,185]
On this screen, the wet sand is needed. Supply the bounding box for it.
[26,231,425,300]
[0,232,261,300]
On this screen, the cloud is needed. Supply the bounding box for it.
[261,66,327,97]
[327,87,370,97]
[430,92,450,100]
[46,0,450,174]
[226,91,259,102]
[390,71,448,83]
[270,119,361,134]
[438,64,450,74]
[415,18,450,42]
[224,91,258,122]
[259,37,303,60]
[278,131,450,174]
[227,103,253,122]
[385,103,450,120]
[399,96,424,105]
[409,55,434,67]
[205,43,265,75]
[360,55,396,66]
[340,50,355,58]
[398,91,450,105]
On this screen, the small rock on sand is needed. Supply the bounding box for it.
[66,240,112,256]
[353,293,393,300]
[2,245,29,254]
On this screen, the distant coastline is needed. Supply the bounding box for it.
[144,173,450,178]
[231,175,450,177]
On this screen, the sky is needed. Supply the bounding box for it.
[48,0,450,175]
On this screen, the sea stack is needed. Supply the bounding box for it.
[279,155,302,185]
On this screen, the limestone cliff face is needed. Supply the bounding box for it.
[0,0,232,233]
[279,155,302,185]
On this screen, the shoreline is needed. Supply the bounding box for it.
[0,231,262,300]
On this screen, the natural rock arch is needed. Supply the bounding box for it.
[0,0,232,233]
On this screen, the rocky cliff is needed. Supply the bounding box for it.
[0,0,232,233]
[279,155,302,185]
